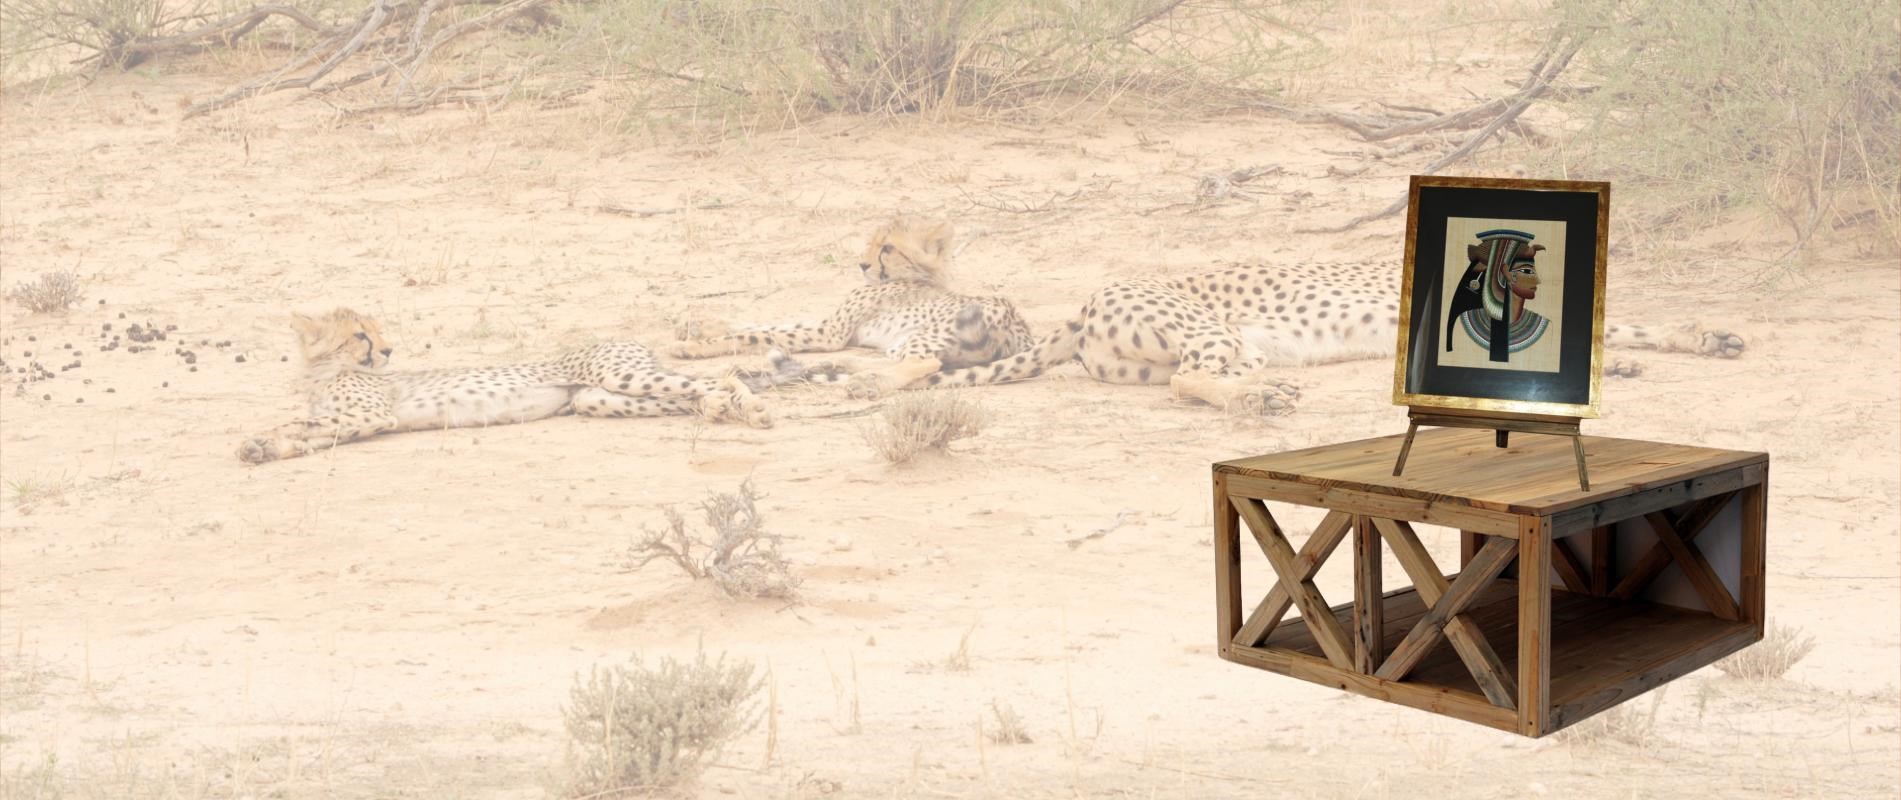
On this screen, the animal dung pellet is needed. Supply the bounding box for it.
[235,355,246,363]
[105,388,115,393]
[189,366,198,372]
[75,398,83,403]
[41,394,49,401]
[280,355,288,362]
[161,382,169,388]
[102,323,112,331]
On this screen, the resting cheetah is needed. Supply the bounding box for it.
[236,308,792,465]
[672,216,1036,398]
[924,259,1746,411]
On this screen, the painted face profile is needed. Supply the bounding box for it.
[1509,260,1539,300]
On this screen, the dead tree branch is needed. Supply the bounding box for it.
[1300,32,1590,234]
[182,0,552,119]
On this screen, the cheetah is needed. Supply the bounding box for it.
[671,216,1036,399]
[236,308,803,465]
[923,258,1746,411]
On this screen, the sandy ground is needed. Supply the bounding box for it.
[2,6,1898,798]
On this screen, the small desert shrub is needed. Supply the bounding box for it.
[5,473,75,514]
[986,699,1031,745]
[1538,0,1901,253]
[1715,621,1817,680]
[559,648,763,797]
[6,271,83,314]
[629,479,801,600]
[562,0,1321,134]
[860,388,986,463]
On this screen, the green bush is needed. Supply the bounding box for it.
[559,649,764,796]
[1540,0,1900,251]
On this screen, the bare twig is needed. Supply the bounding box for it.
[597,199,744,218]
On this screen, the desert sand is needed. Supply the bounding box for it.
[2,5,1898,798]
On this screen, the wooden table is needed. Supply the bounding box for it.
[1212,427,1768,737]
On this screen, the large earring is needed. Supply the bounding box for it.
[1466,277,1481,291]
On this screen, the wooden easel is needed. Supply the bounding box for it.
[1392,406,1590,490]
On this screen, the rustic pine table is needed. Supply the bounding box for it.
[1212,427,1768,737]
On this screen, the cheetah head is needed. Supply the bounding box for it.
[289,308,393,372]
[859,216,953,286]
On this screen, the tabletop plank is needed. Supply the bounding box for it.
[1216,427,1766,516]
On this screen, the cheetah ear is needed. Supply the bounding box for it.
[919,220,954,257]
[288,312,322,343]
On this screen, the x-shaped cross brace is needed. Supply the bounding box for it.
[1610,492,1740,620]
[1229,501,1522,709]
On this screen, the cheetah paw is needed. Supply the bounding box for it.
[237,437,280,464]
[845,371,889,400]
[1234,382,1300,417]
[672,317,731,342]
[1602,358,1644,378]
[1697,329,1746,359]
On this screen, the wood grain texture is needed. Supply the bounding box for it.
[1233,510,1353,647]
[1742,470,1768,634]
[1609,493,1734,601]
[1354,515,1383,674]
[1551,536,1591,594]
[1214,471,1241,654]
[1643,511,1741,621]
[1233,498,1355,670]
[1217,428,1765,517]
[1518,515,1552,736]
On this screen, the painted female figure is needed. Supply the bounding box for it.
[1445,228,1550,363]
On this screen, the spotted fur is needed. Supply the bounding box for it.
[673,216,1036,397]
[237,309,776,464]
[927,259,1747,413]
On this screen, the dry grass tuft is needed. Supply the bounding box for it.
[558,648,763,797]
[1716,621,1817,681]
[860,388,986,463]
[6,270,83,314]
[985,699,1031,745]
[628,479,801,600]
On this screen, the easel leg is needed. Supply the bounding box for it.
[1572,434,1590,491]
[1393,422,1420,476]
[1495,430,1510,448]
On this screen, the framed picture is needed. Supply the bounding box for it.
[1392,175,1610,419]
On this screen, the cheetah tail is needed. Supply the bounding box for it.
[927,315,1085,388]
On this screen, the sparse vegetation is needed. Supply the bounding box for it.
[985,699,1031,744]
[564,0,1321,135]
[6,473,75,514]
[558,648,763,797]
[628,479,801,600]
[1716,621,1818,680]
[860,388,987,463]
[6,270,83,314]
[1540,0,1901,255]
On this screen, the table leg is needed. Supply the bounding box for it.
[1215,472,1241,652]
[1742,469,1768,635]
[1517,515,1552,737]
[1353,515,1383,673]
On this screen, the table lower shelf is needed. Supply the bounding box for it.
[1226,576,1759,734]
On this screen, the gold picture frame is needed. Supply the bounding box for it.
[1391,175,1610,419]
